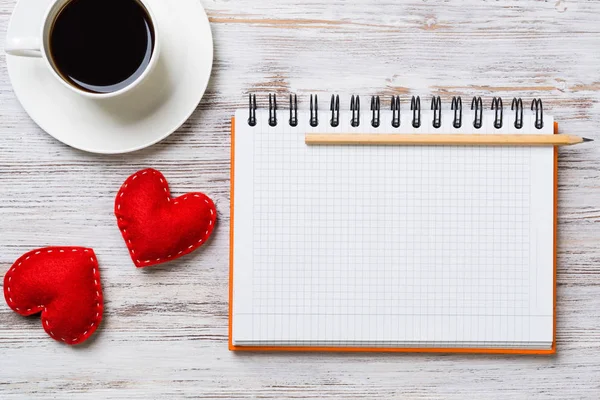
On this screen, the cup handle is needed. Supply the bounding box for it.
[5,37,42,58]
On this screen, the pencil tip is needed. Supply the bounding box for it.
[583,137,594,142]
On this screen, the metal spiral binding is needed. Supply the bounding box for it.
[310,94,318,127]
[410,96,421,128]
[471,96,483,129]
[248,94,257,126]
[391,96,400,128]
[268,93,277,127]
[371,96,380,128]
[431,96,441,129]
[491,97,503,129]
[350,95,360,127]
[531,98,543,129]
[289,94,298,127]
[330,95,340,127]
[451,96,462,129]
[511,98,523,129]
[246,94,546,130]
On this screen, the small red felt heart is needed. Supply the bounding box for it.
[3,247,103,345]
[115,168,217,268]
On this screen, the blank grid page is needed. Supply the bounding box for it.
[233,108,554,349]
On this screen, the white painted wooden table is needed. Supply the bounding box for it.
[1,0,600,398]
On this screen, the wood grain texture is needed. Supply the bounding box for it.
[1,0,600,398]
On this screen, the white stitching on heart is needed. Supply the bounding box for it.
[4,247,102,345]
[114,169,217,267]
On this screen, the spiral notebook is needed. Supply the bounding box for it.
[229,94,557,354]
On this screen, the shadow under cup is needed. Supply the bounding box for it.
[45,0,156,95]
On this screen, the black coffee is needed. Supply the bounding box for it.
[50,0,155,94]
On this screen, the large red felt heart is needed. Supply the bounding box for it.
[115,168,217,268]
[3,247,103,345]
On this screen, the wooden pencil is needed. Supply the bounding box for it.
[305,134,592,146]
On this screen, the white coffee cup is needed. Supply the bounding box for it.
[5,0,160,99]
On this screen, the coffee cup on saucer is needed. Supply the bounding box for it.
[5,0,213,153]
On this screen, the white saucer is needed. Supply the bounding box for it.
[6,0,213,154]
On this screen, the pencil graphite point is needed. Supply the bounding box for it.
[583,137,594,142]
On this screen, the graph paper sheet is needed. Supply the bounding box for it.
[231,108,555,350]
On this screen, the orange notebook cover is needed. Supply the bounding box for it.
[229,112,557,354]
